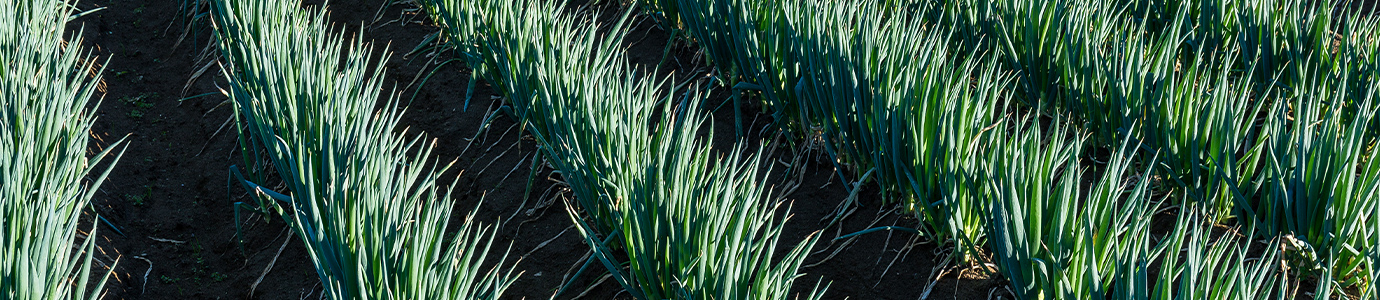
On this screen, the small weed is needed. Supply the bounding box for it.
[124,195,143,206]
[120,93,158,119]
[124,185,152,206]
[210,272,228,282]
[159,275,180,284]
[192,241,204,265]
[188,241,212,281]
[131,5,146,27]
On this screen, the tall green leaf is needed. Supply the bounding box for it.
[0,1,122,299]
[212,0,518,298]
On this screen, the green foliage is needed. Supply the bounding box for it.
[1149,206,1288,300]
[787,0,1008,262]
[983,118,1158,300]
[1234,0,1334,88]
[0,1,121,299]
[423,0,826,298]
[575,97,825,300]
[1138,49,1266,222]
[426,0,1380,297]
[1049,3,1266,220]
[480,0,657,238]
[211,0,518,298]
[416,0,494,78]
[972,0,1075,105]
[1371,188,1380,300]
[671,0,767,136]
[637,0,683,34]
[748,1,810,137]
[1056,1,1161,146]
[1242,63,1380,296]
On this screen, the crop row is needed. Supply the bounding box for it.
[420,0,825,298]
[210,0,521,298]
[7,0,1380,299]
[642,0,1380,298]
[2,1,123,299]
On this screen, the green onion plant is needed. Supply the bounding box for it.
[974,0,1072,106]
[0,1,122,299]
[416,0,500,110]
[1056,2,1158,146]
[1243,62,1379,297]
[1060,3,1268,219]
[789,0,1008,263]
[574,96,826,300]
[1235,0,1332,89]
[1371,180,1380,300]
[478,0,658,238]
[648,0,817,139]
[1149,202,1289,300]
[211,0,518,298]
[424,0,828,298]
[747,0,816,139]
[670,0,767,136]
[1139,48,1267,222]
[637,0,684,36]
[983,117,1159,299]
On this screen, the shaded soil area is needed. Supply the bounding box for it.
[72,0,1003,299]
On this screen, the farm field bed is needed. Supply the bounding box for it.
[18,0,1377,299]
[63,0,978,299]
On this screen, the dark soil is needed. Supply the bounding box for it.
[72,0,1003,299]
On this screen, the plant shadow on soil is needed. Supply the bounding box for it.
[73,0,1004,299]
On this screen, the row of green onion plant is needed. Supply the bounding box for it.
[1135,47,1268,223]
[666,0,766,137]
[0,1,122,299]
[578,94,825,300]
[926,1,1367,161]
[1149,201,1289,300]
[1015,4,1311,297]
[785,0,1010,263]
[947,0,1217,143]
[649,0,1380,297]
[631,0,808,141]
[652,0,921,139]
[640,0,927,141]
[1047,2,1380,295]
[1055,3,1268,221]
[657,0,1146,270]
[1038,0,1380,296]
[960,0,1074,108]
[210,0,518,298]
[1054,0,1162,147]
[982,116,1160,299]
[1229,0,1337,90]
[1134,0,1379,129]
[1020,0,1375,144]
[476,0,656,239]
[646,0,938,140]
[423,0,827,298]
[1240,60,1380,298]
